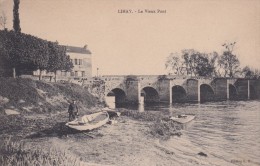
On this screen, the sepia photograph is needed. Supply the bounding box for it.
[0,0,260,165]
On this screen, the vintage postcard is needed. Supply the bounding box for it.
[0,0,259,165]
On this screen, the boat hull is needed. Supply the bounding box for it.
[66,111,109,131]
[170,115,195,124]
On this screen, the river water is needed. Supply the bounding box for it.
[106,97,260,165]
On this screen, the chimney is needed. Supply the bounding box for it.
[83,45,88,49]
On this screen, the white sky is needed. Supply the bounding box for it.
[1,0,260,76]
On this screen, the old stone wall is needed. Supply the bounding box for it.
[186,79,198,102]
[211,78,227,100]
[157,79,171,102]
[235,79,248,99]
[125,80,140,103]
[85,76,260,104]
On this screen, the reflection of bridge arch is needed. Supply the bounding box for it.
[229,84,238,100]
[141,86,159,103]
[106,88,126,104]
[172,85,186,103]
[200,84,214,102]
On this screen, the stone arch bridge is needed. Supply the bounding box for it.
[84,75,260,104]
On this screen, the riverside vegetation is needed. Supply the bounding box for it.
[0,78,181,165]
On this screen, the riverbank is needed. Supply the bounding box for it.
[0,78,184,165]
[0,107,181,165]
[0,110,193,166]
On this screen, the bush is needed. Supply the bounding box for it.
[150,120,182,140]
[119,109,166,121]
[0,138,81,166]
[120,109,182,140]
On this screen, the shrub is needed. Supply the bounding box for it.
[120,109,182,140]
[150,120,182,140]
[0,137,81,166]
[119,109,165,121]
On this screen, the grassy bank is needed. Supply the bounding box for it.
[0,137,81,166]
[0,78,98,114]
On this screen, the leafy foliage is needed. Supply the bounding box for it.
[218,42,240,77]
[165,53,181,75]
[0,30,73,79]
[120,109,182,140]
[46,42,73,81]
[164,42,253,78]
[241,66,260,79]
[166,50,218,77]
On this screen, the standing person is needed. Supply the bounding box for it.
[68,100,79,121]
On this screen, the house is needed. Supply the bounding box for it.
[64,45,92,78]
[33,45,92,80]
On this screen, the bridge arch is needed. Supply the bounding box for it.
[172,85,186,103]
[141,86,160,103]
[200,84,214,102]
[106,88,126,105]
[229,84,238,100]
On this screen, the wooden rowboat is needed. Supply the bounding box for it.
[170,114,195,124]
[65,111,109,131]
[102,107,121,118]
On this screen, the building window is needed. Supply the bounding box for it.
[61,71,67,76]
[75,59,78,65]
[79,59,82,65]
[71,72,74,76]
[81,71,85,77]
[75,71,78,77]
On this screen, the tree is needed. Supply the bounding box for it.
[194,53,215,77]
[63,54,74,71]
[0,11,7,30]
[218,42,240,77]
[0,30,21,77]
[0,30,50,79]
[31,38,50,80]
[13,0,21,33]
[165,53,181,75]
[207,52,220,77]
[181,49,202,76]
[0,30,74,80]
[47,43,73,82]
[166,50,218,77]
[242,66,260,79]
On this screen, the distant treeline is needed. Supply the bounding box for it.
[165,42,259,79]
[0,30,73,80]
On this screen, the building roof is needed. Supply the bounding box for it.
[62,45,91,54]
